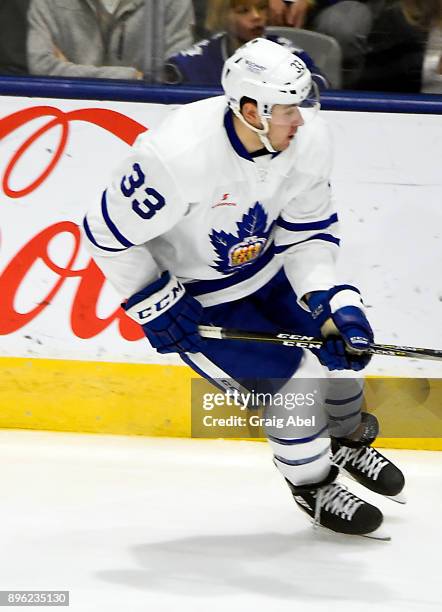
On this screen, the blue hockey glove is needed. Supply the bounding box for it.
[307,285,374,371]
[123,271,205,354]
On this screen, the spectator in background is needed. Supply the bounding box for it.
[0,0,31,75]
[27,0,194,80]
[166,0,328,88]
[421,27,442,93]
[268,0,287,24]
[400,0,442,29]
[356,1,428,93]
[268,0,373,87]
[193,0,209,39]
[399,0,442,94]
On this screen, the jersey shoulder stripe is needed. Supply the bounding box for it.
[101,190,135,248]
[82,217,128,253]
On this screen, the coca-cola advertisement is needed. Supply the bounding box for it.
[0,96,182,365]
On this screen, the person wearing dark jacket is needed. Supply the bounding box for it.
[167,0,329,89]
[0,0,31,75]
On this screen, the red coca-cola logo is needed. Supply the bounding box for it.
[0,105,148,340]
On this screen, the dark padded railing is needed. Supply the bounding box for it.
[1,75,442,114]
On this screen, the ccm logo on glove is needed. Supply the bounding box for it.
[136,279,185,322]
[124,274,185,323]
[123,271,205,354]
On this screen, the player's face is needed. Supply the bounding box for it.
[267,104,305,150]
[226,0,268,43]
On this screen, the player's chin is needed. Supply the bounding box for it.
[278,136,294,150]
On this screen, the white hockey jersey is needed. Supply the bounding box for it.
[83,95,340,307]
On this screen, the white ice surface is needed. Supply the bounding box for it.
[0,430,441,612]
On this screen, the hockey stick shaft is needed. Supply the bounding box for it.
[198,326,442,361]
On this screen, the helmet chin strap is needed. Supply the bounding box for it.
[232,108,278,154]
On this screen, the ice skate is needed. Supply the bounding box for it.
[286,466,389,540]
[331,413,406,504]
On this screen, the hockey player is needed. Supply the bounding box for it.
[83,38,405,539]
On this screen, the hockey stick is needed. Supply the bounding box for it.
[198,326,442,361]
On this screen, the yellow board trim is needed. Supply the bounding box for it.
[0,357,193,437]
[0,357,440,450]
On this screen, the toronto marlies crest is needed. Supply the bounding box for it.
[209,202,274,274]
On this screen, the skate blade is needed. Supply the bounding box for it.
[313,522,391,542]
[361,526,391,541]
[385,490,407,505]
[343,471,407,505]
